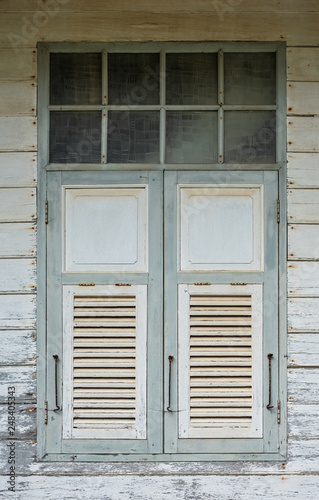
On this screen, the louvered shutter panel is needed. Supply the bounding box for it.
[63,285,147,440]
[178,284,263,439]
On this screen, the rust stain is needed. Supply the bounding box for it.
[288,107,292,111]
[28,407,36,412]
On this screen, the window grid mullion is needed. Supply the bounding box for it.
[218,49,224,164]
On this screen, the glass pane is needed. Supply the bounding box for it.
[50,53,102,105]
[166,112,218,163]
[108,111,160,163]
[224,53,276,105]
[166,53,218,105]
[225,111,276,163]
[50,112,101,163]
[108,54,160,105]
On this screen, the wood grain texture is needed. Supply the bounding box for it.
[0,294,36,329]
[288,298,319,332]
[288,189,319,223]
[287,82,319,115]
[0,403,36,439]
[288,224,319,261]
[0,11,319,47]
[0,152,37,187]
[0,223,36,257]
[0,188,36,222]
[288,117,319,153]
[288,262,319,297]
[0,117,37,151]
[288,334,319,366]
[288,153,319,188]
[0,81,36,116]
[288,368,319,403]
[288,404,319,439]
[287,47,319,82]
[0,47,36,80]
[0,259,36,292]
[0,330,36,365]
[0,365,36,402]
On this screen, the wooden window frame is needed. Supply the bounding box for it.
[37,41,287,462]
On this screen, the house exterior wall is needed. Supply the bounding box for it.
[0,1,319,498]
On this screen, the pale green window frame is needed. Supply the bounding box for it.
[37,41,287,462]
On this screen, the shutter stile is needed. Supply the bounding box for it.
[178,285,263,439]
[63,285,147,440]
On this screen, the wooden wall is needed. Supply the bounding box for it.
[0,0,319,498]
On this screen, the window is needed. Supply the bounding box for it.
[38,43,286,461]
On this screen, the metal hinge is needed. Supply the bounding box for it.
[277,401,281,424]
[277,200,280,224]
[44,401,48,425]
[45,200,48,225]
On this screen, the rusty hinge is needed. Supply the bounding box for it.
[44,401,48,425]
[277,401,281,424]
[115,283,132,286]
[231,283,247,286]
[45,200,48,225]
[194,282,210,286]
[79,283,95,287]
[277,199,280,224]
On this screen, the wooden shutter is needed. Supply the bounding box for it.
[178,284,263,439]
[63,285,147,439]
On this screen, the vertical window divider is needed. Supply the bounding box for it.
[218,49,224,164]
[102,50,108,164]
[160,50,166,165]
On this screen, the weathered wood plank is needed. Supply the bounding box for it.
[287,47,319,82]
[0,365,36,402]
[0,403,36,439]
[0,259,36,293]
[0,294,36,329]
[288,153,319,188]
[0,152,36,187]
[0,223,36,257]
[287,82,319,115]
[288,189,319,223]
[0,47,36,80]
[0,117,37,152]
[0,81,36,116]
[288,262,319,297]
[1,12,319,47]
[288,298,319,332]
[0,330,36,365]
[1,0,319,13]
[288,117,319,153]
[0,188,36,222]
[288,334,319,366]
[288,403,319,439]
[2,473,319,499]
[288,224,319,261]
[288,368,319,403]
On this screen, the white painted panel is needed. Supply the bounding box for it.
[288,404,319,439]
[0,187,36,222]
[288,189,319,223]
[287,47,319,82]
[288,334,319,367]
[0,152,36,187]
[288,262,319,296]
[288,117,319,152]
[0,48,36,80]
[288,224,319,260]
[0,117,37,151]
[288,368,319,403]
[0,81,36,116]
[178,284,263,439]
[0,223,36,257]
[287,82,319,115]
[0,294,36,329]
[288,153,319,188]
[0,330,36,365]
[64,187,148,272]
[0,403,36,439]
[179,186,263,271]
[0,365,36,402]
[0,258,36,292]
[288,298,319,332]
